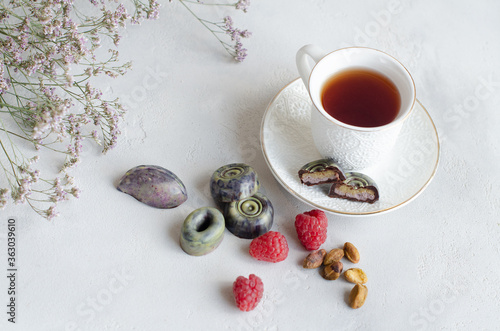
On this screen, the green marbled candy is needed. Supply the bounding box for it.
[210,163,260,203]
[180,207,225,256]
[223,192,274,239]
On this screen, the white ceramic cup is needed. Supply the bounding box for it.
[296,45,416,170]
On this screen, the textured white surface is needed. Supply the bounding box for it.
[1,0,500,330]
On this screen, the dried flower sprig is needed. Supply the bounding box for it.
[0,0,251,219]
[177,0,251,62]
[0,0,160,218]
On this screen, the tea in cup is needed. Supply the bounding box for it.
[296,45,416,170]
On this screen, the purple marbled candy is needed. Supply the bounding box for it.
[210,163,260,203]
[117,165,187,209]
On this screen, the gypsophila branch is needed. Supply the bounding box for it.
[177,0,251,62]
[0,0,160,218]
[0,0,252,218]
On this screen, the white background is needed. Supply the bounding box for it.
[2,0,500,330]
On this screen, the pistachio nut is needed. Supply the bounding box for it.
[324,248,344,265]
[303,249,326,269]
[344,242,360,263]
[344,268,368,284]
[349,284,368,309]
[321,260,343,280]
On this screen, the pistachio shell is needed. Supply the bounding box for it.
[117,165,187,209]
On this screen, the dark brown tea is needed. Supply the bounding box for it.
[321,68,401,128]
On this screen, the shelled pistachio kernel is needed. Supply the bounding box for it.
[303,249,326,269]
[324,248,344,265]
[349,284,368,309]
[344,242,360,263]
[321,260,343,280]
[344,268,368,284]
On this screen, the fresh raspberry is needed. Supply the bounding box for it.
[249,231,289,263]
[233,274,264,312]
[295,209,328,250]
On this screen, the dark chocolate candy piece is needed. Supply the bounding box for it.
[298,159,346,186]
[328,172,379,204]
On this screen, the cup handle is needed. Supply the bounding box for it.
[296,44,327,91]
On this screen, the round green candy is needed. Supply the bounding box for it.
[180,207,225,256]
[224,192,274,239]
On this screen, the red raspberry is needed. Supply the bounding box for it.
[233,274,264,312]
[295,209,328,250]
[249,231,289,263]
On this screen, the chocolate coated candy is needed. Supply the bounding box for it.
[298,159,346,186]
[117,165,187,208]
[180,207,225,256]
[210,163,260,203]
[328,172,379,203]
[223,192,274,239]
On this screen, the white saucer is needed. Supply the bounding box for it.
[260,78,440,216]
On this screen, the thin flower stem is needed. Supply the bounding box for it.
[178,0,238,58]
[0,139,19,186]
[182,1,236,7]
[0,0,248,217]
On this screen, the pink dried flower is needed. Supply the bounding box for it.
[0,0,158,219]
[178,1,251,61]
